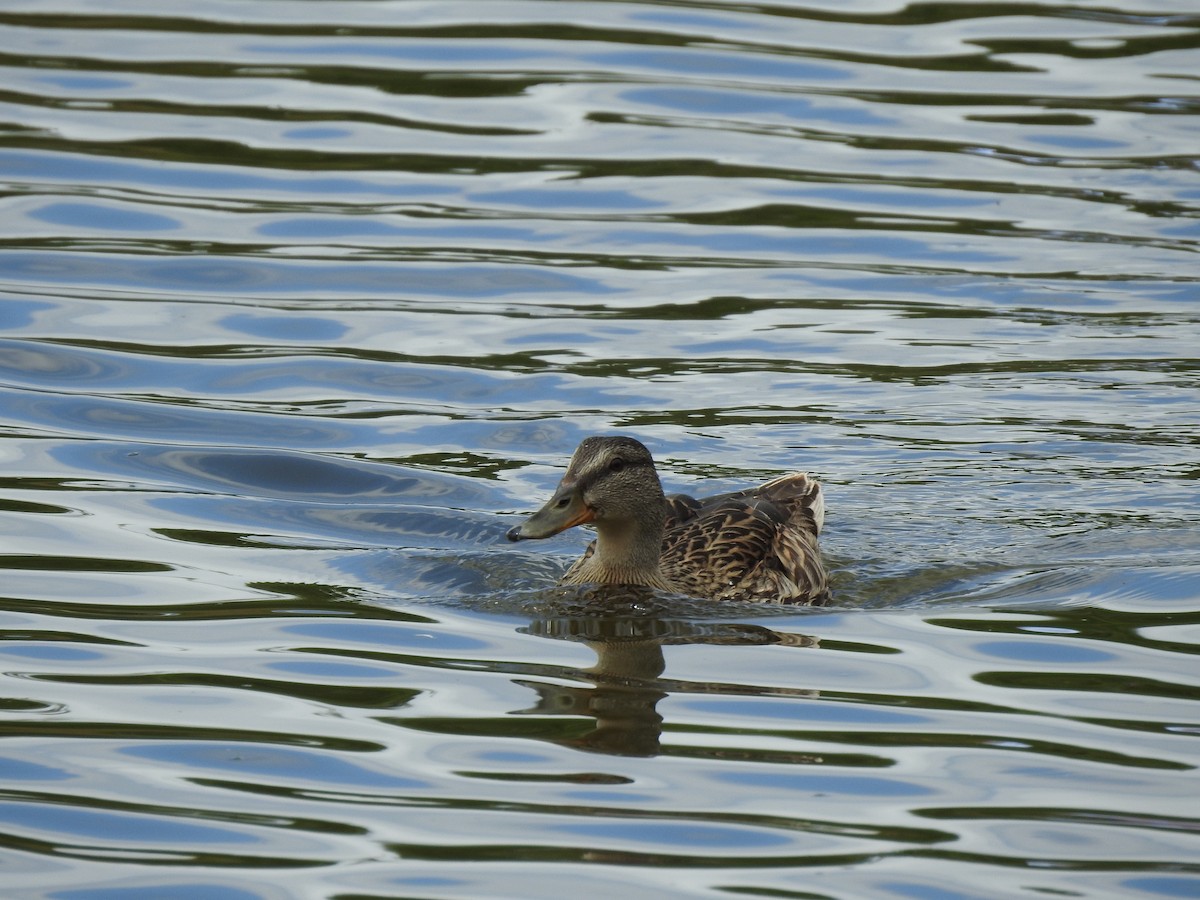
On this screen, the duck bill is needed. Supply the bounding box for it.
[507,480,595,541]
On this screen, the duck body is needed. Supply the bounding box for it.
[507,436,828,604]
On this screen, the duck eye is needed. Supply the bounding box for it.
[608,458,625,473]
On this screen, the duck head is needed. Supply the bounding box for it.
[506,436,664,542]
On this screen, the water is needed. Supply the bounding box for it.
[1,1,1198,897]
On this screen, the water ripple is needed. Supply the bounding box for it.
[0,2,1197,898]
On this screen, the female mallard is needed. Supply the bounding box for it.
[507,436,828,604]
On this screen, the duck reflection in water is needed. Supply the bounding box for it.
[517,586,819,758]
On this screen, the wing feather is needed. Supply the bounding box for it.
[660,474,827,603]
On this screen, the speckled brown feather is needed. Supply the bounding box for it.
[659,473,827,604]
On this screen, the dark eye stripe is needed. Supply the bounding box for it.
[610,457,650,470]
[579,456,651,490]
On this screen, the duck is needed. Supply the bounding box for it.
[506,435,828,604]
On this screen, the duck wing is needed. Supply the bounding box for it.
[661,473,827,604]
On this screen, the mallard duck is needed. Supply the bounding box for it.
[506,436,828,604]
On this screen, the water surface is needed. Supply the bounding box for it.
[1,2,1198,898]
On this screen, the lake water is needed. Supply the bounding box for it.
[1,2,1198,898]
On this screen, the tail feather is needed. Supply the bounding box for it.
[666,471,824,535]
[758,472,824,535]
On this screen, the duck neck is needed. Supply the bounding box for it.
[586,502,672,587]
